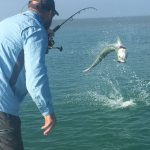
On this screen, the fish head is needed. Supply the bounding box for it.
[117,46,127,63]
[114,37,127,63]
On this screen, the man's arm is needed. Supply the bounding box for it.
[22,26,56,135]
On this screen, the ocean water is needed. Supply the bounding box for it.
[21,16,150,150]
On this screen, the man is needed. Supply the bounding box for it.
[0,0,58,149]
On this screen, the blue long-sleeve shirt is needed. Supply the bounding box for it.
[0,11,54,116]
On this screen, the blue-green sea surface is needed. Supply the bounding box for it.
[21,16,150,150]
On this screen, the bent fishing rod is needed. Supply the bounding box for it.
[48,7,97,51]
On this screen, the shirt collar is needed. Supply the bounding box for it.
[22,10,45,27]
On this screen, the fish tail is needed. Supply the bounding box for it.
[82,68,90,73]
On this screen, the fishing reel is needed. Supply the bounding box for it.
[48,29,63,52]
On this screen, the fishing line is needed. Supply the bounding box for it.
[20,2,28,13]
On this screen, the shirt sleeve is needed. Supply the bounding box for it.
[22,26,54,116]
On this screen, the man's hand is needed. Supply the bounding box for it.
[41,113,56,136]
[48,29,54,40]
[48,29,55,48]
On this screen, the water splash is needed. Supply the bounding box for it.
[88,91,136,109]
[86,64,150,109]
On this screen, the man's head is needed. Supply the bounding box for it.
[28,0,59,30]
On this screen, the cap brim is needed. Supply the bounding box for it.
[54,10,59,16]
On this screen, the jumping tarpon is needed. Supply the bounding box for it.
[83,37,127,73]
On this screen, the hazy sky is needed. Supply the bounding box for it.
[1,0,150,20]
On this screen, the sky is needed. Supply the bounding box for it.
[0,0,150,20]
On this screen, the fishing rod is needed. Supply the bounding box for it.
[53,7,97,32]
[48,7,97,51]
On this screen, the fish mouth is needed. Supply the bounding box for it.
[117,57,126,63]
[117,59,125,63]
[117,56,126,63]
